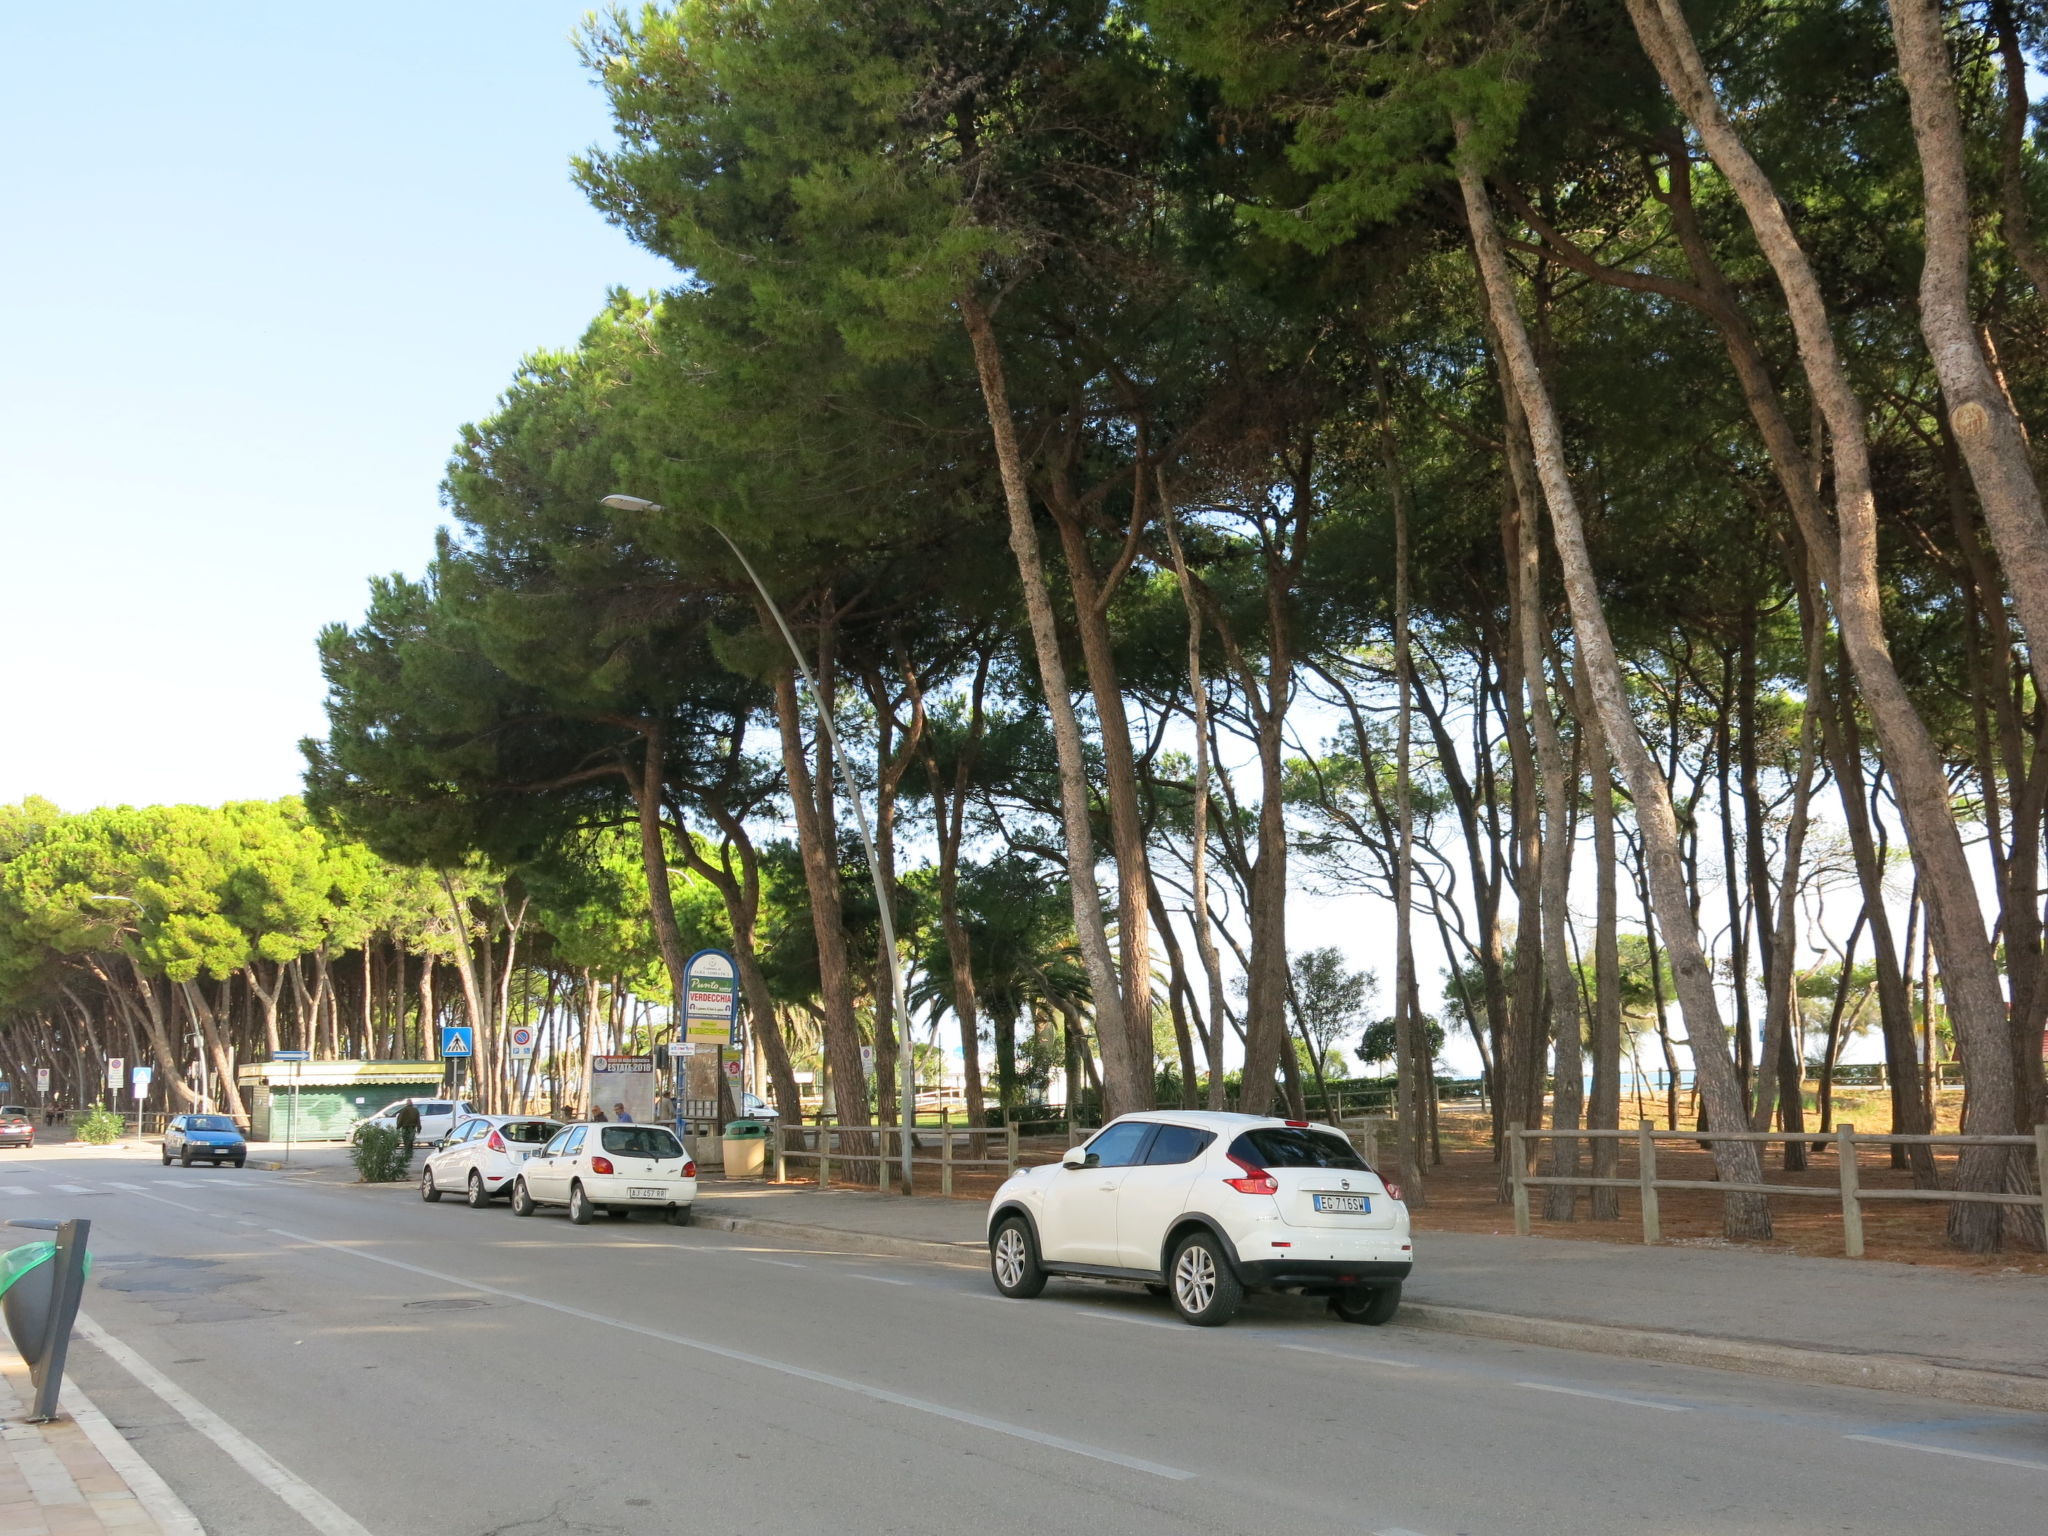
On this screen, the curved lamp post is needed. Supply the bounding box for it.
[601,495,917,1192]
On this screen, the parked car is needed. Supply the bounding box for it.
[0,1107,34,1149]
[420,1115,562,1208]
[354,1098,474,1148]
[985,1111,1412,1327]
[512,1122,697,1225]
[737,1092,777,1121]
[163,1114,247,1167]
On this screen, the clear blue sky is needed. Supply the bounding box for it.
[0,2,676,810]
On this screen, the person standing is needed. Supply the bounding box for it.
[395,1100,421,1158]
[613,1102,634,1124]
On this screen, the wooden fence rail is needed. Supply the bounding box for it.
[775,1118,1020,1194]
[1506,1120,2048,1256]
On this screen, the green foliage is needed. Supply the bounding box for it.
[350,1124,410,1183]
[71,1104,124,1145]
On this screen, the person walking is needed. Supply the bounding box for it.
[395,1100,421,1158]
[613,1102,634,1124]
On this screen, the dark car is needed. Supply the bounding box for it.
[164,1114,246,1167]
[0,1106,33,1148]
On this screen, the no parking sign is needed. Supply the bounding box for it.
[509,1026,535,1061]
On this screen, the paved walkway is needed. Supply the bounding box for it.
[0,1352,197,1535]
[693,1181,2048,1381]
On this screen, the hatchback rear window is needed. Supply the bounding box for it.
[500,1121,558,1144]
[601,1126,683,1159]
[1229,1127,1368,1170]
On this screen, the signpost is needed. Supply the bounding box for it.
[440,1026,473,1101]
[105,1057,123,1094]
[681,949,741,1133]
[34,1068,48,1101]
[129,1066,151,1104]
[508,1026,535,1061]
[273,1052,309,1165]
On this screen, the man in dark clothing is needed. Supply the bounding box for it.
[395,1100,422,1157]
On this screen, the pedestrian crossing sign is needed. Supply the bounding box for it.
[441,1026,474,1058]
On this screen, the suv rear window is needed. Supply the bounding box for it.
[1229,1127,1368,1170]
[602,1126,684,1159]
[500,1120,558,1144]
[419,1102,452,1114]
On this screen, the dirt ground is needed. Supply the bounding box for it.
[770,1090,2048,1274]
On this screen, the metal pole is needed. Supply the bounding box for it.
[30,1218,89,1422]
[708,523,916,1195]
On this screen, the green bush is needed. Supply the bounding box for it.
[350,1123,410,1182]
[72,1104,125,1145]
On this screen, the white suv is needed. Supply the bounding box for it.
[987,1111,1411,1326]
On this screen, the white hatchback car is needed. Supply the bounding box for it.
[357,1097,475,1148]
[419,1115,562,1208]
[987,1111,1411,1326]
[511,1122,697,1225]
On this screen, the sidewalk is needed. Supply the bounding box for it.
[691,1181,2048,1411]
[0,1352,198,1535]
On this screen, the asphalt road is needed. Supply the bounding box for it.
[2,1144,2046,1536]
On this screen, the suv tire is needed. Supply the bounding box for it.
[1168,1231,1243,1326]
[568,1182,595,1225]
[1330,1282,1401,1326]
[989,1216,1047,1299]
[421,1167,442,1202]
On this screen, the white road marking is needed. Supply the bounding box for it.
[0,1185,31,1196]
[1843,1434,2048,1472]
[1077,1308,1183,1332]
[54,1183,97,1194]
[1373,1528,1436,1535]
[745,1256,807,1269]
[1279,1343,1421,1369]
[848,1273,915,1286]
[1515,1382,1689,1412]
[75,1312,378,1535]
[107,1182,149,1192]
[270,1227,1194,1482]
[62,1376,206,1535]
[117,1189,210,1214]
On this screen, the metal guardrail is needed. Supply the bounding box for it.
[1506,1119,2048,1257]
[775,1118,1020,1194]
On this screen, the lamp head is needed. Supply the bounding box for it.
[600,494,663,513]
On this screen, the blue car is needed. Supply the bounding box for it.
[163,1114,246,1167]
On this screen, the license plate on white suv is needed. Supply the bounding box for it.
[1313,1193,1370,1213]
[629,1186,665,1199]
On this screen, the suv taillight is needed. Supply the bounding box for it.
[1383,1178,1405,1202]
[1224,1153,1278,1195]
[486,1130,506,1152]
[590,1155,615,1175]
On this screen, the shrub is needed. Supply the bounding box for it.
[350,1123,410,1183]
[72,1104,126,1145]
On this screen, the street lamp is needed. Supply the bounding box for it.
[601,493,918,1192]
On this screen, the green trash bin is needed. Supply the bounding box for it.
[1,1242,92,1369]
[722,1119,768,1179]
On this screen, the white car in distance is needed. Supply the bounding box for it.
[986,1111,1412,1326]
[420,1115,562,1207]
[357,1098,475,1148]
[512,1123,697,1225]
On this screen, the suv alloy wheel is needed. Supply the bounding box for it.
[1169,1231,1243,1326]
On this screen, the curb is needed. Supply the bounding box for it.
[694,1207,2048,1413]
[1395,1301,2048,1414]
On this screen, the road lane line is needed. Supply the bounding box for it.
[0,1185,31,1195]
[75,1313,378,1535]
[1843,1434,2048,1472]
[270,1227,1193,1482]
[744,1257,807,1269]
[1077,1308,1182,1332]
[1373,1527,1436,1535]
[1279,1343,1421,1369]
[848,1273,915,1286]
[62,1376,206,1535]
[116,1189,211,1214]
[1515,1382,1689,1412]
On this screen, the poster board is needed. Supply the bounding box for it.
[587,1055,656,1123]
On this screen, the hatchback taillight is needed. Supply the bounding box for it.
[682,1160,697,1178]
[1224,1153,1278,1196]
[590,1155,615,1175]
[486,1130,506,1152]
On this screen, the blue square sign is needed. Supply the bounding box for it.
[441,1026,474,1058]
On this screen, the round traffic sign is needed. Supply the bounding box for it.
[723,1059,741,1078]
[510,1026,534,1047]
